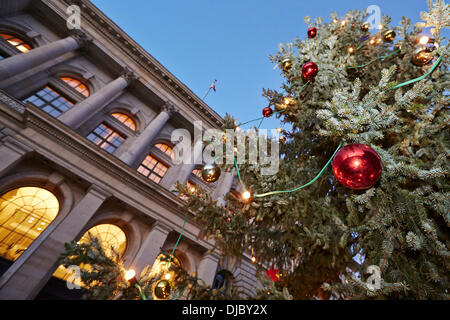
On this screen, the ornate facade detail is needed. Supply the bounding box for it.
[0,90,25,114]
[69,29,92,49]
[120,66,138,84]
[162,101,178,116]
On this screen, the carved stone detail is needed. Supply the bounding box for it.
[69,29,92,48]
[120,67,138,84]
[162,101,178,116]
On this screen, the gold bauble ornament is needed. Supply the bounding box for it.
[279,136,287,144]
[361,22,370,32]
[154,280,171,300]
[411,47,436,66]
[201,163,221,183]
[280,59,293,72]
[382,29,396,43]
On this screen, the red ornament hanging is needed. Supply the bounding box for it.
[302,62,318,80]
[332,144,382,190]
[307,27,317,39]
[262,106,273,118]
[265,266,280,282]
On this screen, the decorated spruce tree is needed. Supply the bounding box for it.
[178,0,449,299]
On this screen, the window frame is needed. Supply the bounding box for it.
[86,122,127,155]
[108,112,138,136]
[59,76,90,98]
[137,153,170,184]
[23,85,76,118]
[0,32,32,55]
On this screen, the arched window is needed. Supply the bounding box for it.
[137,154,169,184]
[60,77,90,98]
[154,143,173,157]
[53,223,127,281]
[23,86,74,118]
[86,123,125,154]
[212,270,233,292]
[0,187,59,261]
[112,113,136,131]
[0,33,32,52]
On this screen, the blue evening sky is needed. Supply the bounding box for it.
[91,0,433,130]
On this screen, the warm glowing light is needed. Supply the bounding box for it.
[125,269,136,281]
[165,273,172,280]
[242,190,251,200]
[333,18,338,23]
[348,46,355,54]
[419,35,430,45]
[251,256,256,263]
[341,20,346,26]
[376,37,382,44]
[378,24,383,30]
[276,128,282,133]
[369,38,376,45]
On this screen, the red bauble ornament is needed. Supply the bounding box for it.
[332,144,382,190]
[262,106,273,118]
[307,27,317,39]
[265,266,280,282]
[302,62,318,80]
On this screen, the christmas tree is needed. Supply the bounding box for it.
[178,0,449,299]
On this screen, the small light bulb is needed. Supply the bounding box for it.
[333,18,338,24]
[251,256,256,263]
[165,273,171,280]
[419,35,429,45]
[125,269,136,281]
[348,46,355,54]
[341,20,346,26]
[376,37,382,44]
[378,24,383,30]
[242,190,251,200]
[276,128,282,133]
[236,126,241,132]
[234,147,238,153]
[369,38,376,45]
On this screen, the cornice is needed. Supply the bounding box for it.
[56,0,223,129]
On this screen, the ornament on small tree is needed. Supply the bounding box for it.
[382,29,396,42]
[307,27,317,39]
[154,280,171,299]
[262,106,274,118]
[279,136,286,144]
[280,58,293,72]
[302,62,318,80]
[361,22,370,32]
[411,47,437,66]
[332,143,382,190]
[201,163,221,183]
[265,266,280,282]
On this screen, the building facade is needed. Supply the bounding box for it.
[0,0,257,300]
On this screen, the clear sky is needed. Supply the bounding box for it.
[91,0,433,130]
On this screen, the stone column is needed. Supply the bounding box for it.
[119,102,178,166]
[0,137,32,177]
[58,68,137,128]
[212,169,235,206]
[131,222,171,274]
[197,253,220,286]
[0,185,110,300]
[0,30,90,82]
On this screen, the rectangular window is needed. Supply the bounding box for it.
[137,155,169,184]
[23,86,74,118]
[86,123,125,154]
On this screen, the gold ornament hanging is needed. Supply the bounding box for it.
[382,29,396,43]
[279,136,287,144]
[201,163,221,183]
[280,59,293,72]
[154,280,171,300]
[361,22,370,32]
[411,47,436,66]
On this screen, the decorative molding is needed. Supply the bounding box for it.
[162,100,178,116]
[120,66,138,85]
[0,90,25,114]
[69,29,92,49]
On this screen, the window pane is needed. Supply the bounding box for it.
[155,143,173,157]
[111,113,136,131]
[0,187,59,261]
[0,33,31,52]
[87,123,125,154]
[60,77,90,97]
[138,154,169,184]
[23,86,74,118]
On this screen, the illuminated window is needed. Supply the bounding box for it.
[112,113,136,131]
[155,143,173,157]
[23,86,74,118]
[54,224,127,282]
[0,33,31,52]
[86,123,125,154]
[137,154,169,184]
[0,187,59,261]
[60,77,90,98]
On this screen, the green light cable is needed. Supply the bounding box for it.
[347,49,400,69]
[167,211,189,271]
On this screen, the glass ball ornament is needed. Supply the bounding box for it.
[279,136,286,144]
[307,27,317,39]
[361,22,370,32]
[262,106,273,118]
[382,29,396,43]
[201,163,221,183]
[411,47,436,66]
[332,144,382,190]
[302,62,318,80]
[154,280,171,300]
[280,58,293,72]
